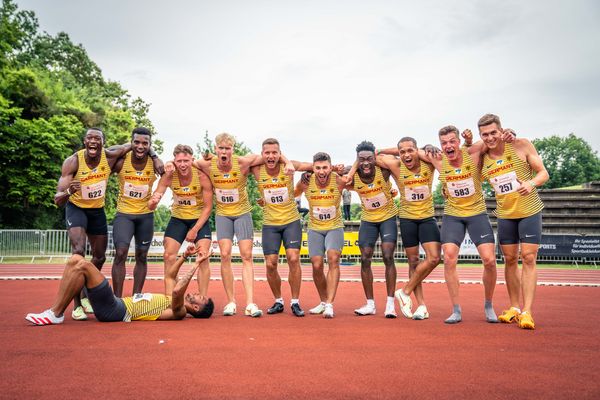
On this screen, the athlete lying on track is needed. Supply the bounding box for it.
[26,245,214,325]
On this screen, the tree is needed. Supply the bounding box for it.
[0,0,159,228]
[153,204,171,232]
[196,132,264,229]
[532,134,600,189]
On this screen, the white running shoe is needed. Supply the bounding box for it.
[395,289,413,318]
[354,303,376,316]
[309,302,326,314]
[384,303,397,318]
[323,304,334,319]
[223,302,237,316]
[245,303,263,318]
[81,298,94,314]
[412,305,429,320]
[26,309,64,326]
[71,306,87,320]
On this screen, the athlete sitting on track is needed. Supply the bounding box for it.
[25,245,214,325]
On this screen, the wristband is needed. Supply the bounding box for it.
[66,188,72,196]
[529,180,537,189]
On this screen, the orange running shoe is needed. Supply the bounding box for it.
[498,307,521,323]
[517,312,535,330]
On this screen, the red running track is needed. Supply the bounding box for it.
[3,280,600,399]
[1,263,599,286]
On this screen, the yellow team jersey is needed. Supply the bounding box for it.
[170,168,204,219]
[482,142,544,219]
[306,172,343,231]
[209,156,252,217]
[395,160,435,220]
[353,166,398,223]
[122,293,171,322]
[440,147,487,217]
[117,153,157,214]
[258,164,300,226]
[69,149,111,208]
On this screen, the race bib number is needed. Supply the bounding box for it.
[124,182,149,199]
[447,178,475,198]
[264,187,289,205]
[82,181,106,200]
[312,206,336,221]
[405,185,430,202]
[490,171,519,195]
[175,194,196,206]
[132,293,153,303]
[216,188,240,204]
[361,192,387,210]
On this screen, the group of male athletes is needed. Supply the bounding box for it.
[26,113,548,330]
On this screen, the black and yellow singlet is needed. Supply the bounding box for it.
[122,293,171,321]
[209,156,252,217]
[117,153,157,214]
[482,142,544,219]
[440,147,486,217]
[69,149,111,208]
[306,172,343,231]
[170,168,204,219]
[395,160,435,220]
[354,166,398,223]
[257,164,300,226]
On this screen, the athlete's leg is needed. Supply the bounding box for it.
[286,248,301,299]
[500,244,521,308]
[381,242,397,297]
[131,213,154,295]
[265,253,282,299]
[111,213,134,297]
[442,243,460,305]
[404,246,423,303]
[50,256,106,316]
[477,243,497,302]
[163,237,181,279]
[88,234,108,271]
[195,238,212,297]
[67,227,87,308]
[359,246,375,300]
[238,239,255,305]
[520,243,539,313]
[111,246,129,297]
[218,239,235,303]
[132,248,149,295]
[325,249,341,304]
[311,255,328,302]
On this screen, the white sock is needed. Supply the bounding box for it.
[290,298,299,305]
[275,297,284,304]
[386,296,395,307]
[367,299,375,307]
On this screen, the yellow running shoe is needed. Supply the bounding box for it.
[498,307,520,324]
[81,298,94,314]
[517,312,535,330]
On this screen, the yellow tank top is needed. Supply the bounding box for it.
[354,166,398,223]
[117,153,157,214]
[69,149,111,208]
[122,293,171,321]
[170,168,204,219]
[440,147,487,217]
[258,164,300,226]
[209,155,252,217]
[307,172,343,231]
[395,160,435,220]
[482,143,544,219]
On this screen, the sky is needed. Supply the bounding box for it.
[16,0,600,167]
